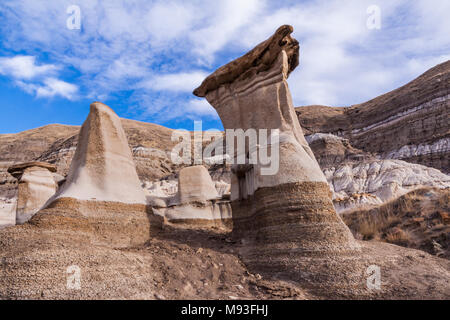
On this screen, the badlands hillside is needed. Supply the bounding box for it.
[296,60,450,174]
[0,26,449,299]
[1,61,449,258]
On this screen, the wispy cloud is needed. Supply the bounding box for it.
[0,54,78,100]
[141,71,208,92]
[16,77,78,100]
[0,0,449,121]
[0,55,58,79]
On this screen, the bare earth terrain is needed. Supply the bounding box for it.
[0,29,449,300]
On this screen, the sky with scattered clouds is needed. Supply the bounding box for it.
[0,0,449,133]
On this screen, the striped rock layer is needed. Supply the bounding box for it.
[194,25,361,292]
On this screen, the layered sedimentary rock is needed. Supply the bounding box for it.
[52,102,147,204]
[0,197,16,227]
[7,162,57,224]
[296,60,450,173]
[151,166,231,227]
[194,25,362,291]
[37,102,160,246]
[304,133,450,213]
[174,165,220,204]
[305,133,372,168]
[326,159,450,213]
[0,119,179,205]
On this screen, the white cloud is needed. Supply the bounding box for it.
[0,54,78,100]
[187,99,218,118]
[16,77,78,100]
[0,55,58,79]
[36,78,78,99]
[141,71,208,92]
[0,0,449,121]
[188,0,266,63]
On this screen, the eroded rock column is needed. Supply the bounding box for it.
[7,162,57,224]
[151,165,231,227]
[194,25,359,275]
[39,102,155,247]
[52,102,147,204]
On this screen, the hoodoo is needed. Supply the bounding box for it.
[7,161,57,224]
[52,102,147,204]
[39,102,155,248]
[194,25,361,292]
[151,165,231,227]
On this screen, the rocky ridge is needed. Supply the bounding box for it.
[296,60,450,174]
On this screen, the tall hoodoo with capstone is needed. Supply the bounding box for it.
[194,25,359,282]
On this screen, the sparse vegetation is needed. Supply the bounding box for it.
[342,187,450,259]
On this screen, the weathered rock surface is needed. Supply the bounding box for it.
[51,102,146,204]
[305,133,372,168]
[7,162,57,224]
[296,60,450,174]
[192,25,450,298]
[194,25,367,295]
[302,132,450,213]
[0,28,448,299]
[174,165,220,205]
[0,119,180,204]
[0,197,15,228]
[151,166,231,227]
[326,159,450,213]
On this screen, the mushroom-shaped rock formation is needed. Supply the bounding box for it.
[7,161,57,224]
[193,25,450,299]
[152,166,231,227]
[194,25,367,294]
[194,25,358,250]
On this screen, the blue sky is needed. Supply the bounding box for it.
[0,0,449,134]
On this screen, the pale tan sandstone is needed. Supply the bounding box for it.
[0,197,16,227]
[51,102,146,204]
[7,162,57,224]
[174,165,220,205]
[194,25,357,250]
[193,25,450,298]
[152,166,231,228]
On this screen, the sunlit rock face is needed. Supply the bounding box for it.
[194,25,361,292]
[7,162,57,224]
[0,197,16,228]
[151,165,231,228]
[304,133,450,213]
[35,102,158,248]
[296,61,450,174]
[326,159,450,213]
[51,102,147,204]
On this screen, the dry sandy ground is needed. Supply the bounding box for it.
[0,198,449,300]
[0,200,309,300]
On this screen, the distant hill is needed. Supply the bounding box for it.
[296,60,450,174]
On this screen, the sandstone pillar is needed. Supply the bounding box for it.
[194,25,359,277]
[174,165,220,205]
[7,162,57,224]
[40,102,154,247]
[151,165,231,227]
[52,102,147,204]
